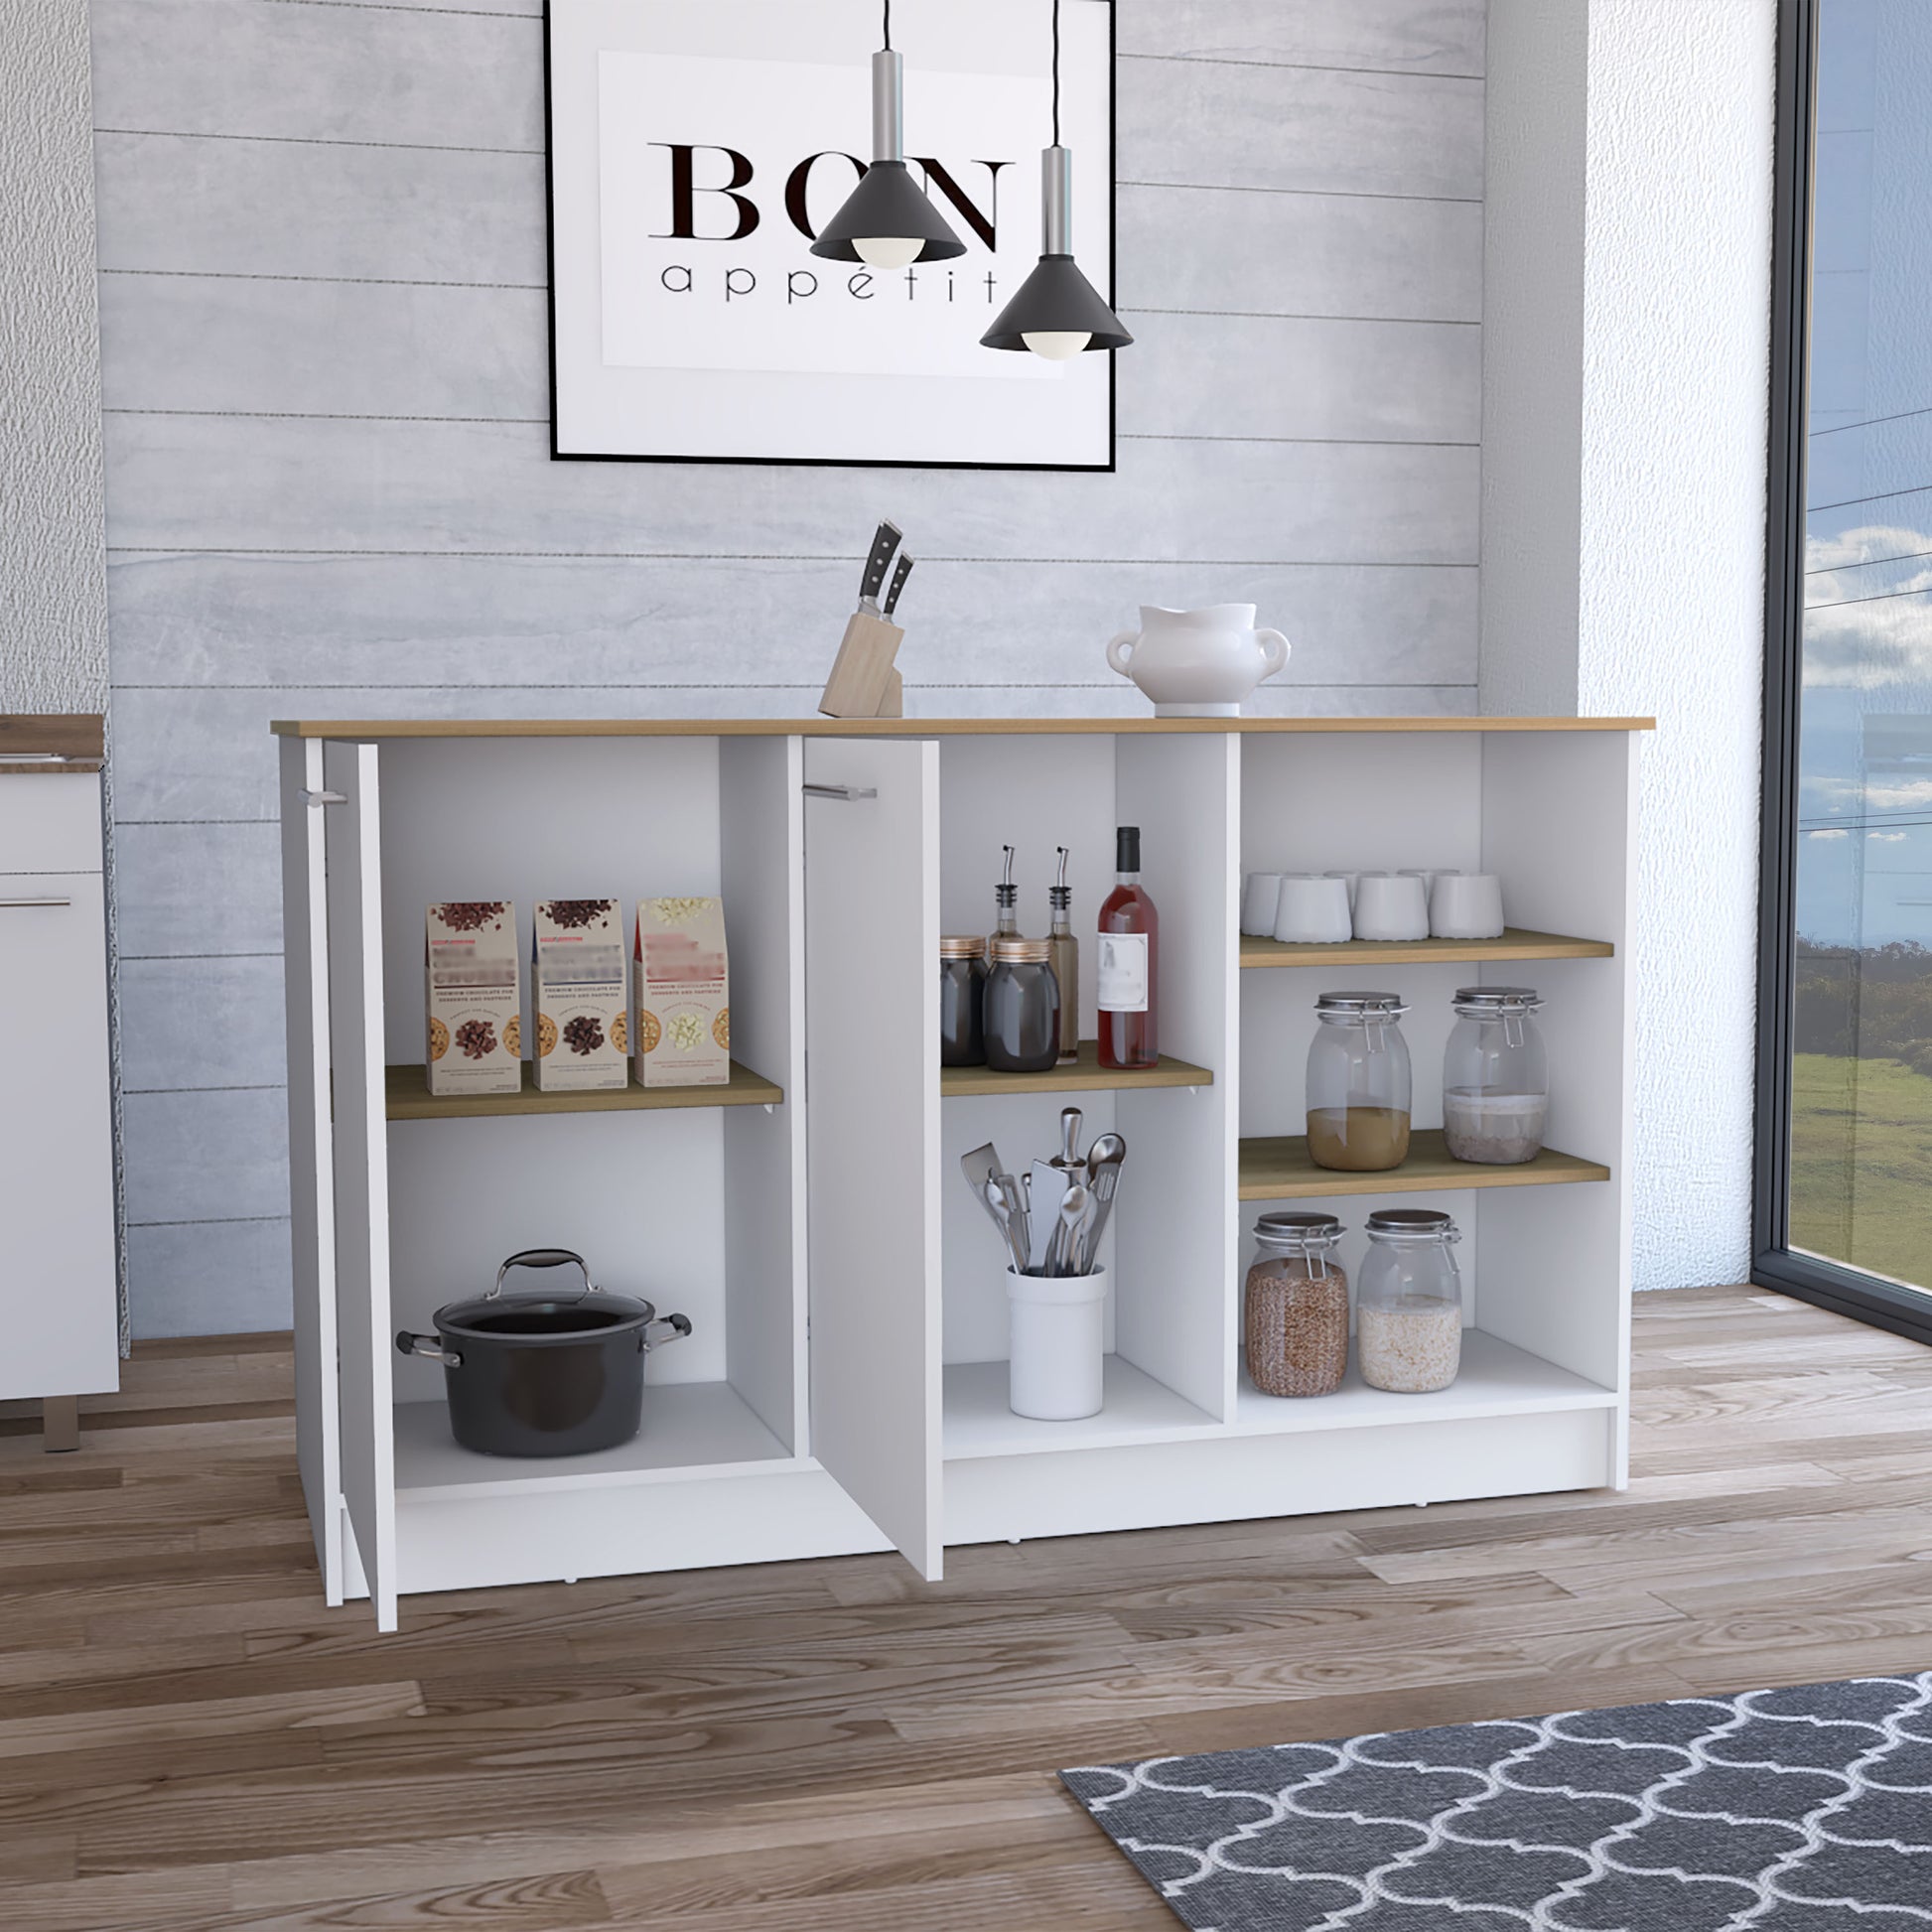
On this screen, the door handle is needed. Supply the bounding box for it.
[802,783,879,802]
[0,897,71,908]
[301,789,347,807]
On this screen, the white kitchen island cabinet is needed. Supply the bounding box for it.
[275,716,1647,1630]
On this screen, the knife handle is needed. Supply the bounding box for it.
[883,553,913,620]
[861,521,902,606]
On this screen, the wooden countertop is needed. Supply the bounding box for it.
[0,714,104,774]
[270,716,1656,741]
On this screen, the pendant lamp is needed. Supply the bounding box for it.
[812,0,965,270]
[981,0,1132,358]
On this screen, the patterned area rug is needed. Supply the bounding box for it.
[1062,1673,1932,1929]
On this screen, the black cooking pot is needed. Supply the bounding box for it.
[396,1248,691,1457]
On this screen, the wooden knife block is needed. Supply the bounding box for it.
[818,612,905,720]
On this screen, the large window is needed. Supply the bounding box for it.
[1759,0,1932,1335]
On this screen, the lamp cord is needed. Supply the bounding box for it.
[1051,0,1061,146]
[883,0,891,50]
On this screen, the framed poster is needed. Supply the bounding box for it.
[545,0,1117,470]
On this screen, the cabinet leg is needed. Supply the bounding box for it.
[43,1397,79,1454]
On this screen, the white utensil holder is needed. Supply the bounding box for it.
[1006,1265,1107,1420]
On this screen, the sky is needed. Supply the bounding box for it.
[1794,0,1932,950]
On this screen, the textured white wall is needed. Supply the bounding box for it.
[1576,0,1774,1294]
[0,0,109,710]
[1483,0,1774,1290]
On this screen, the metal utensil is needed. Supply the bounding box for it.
[961,1141,1002,1199]
[1046,1182,1091,1277]
[858,520,901,615]
[1051,1107,1084,1173]
[1078,1132,1126,1272]
[980,1176,1032,1274]
[1029,1159,1069,1270]
[883,552,913,619]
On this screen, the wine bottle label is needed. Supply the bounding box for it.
[1096,933,1150,1013]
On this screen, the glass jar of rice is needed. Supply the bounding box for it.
[1356,1208,1463,1393]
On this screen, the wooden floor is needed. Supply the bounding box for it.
[4,1283,1932,1930]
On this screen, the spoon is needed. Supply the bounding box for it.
[1046,1182,1091,1278]
[1080,1133,1126,1270]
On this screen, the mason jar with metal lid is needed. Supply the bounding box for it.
[1307,991,1412,1172]
[1245,1211,1349,1398]
[1357,1208,1463,1393]
[1444,985,1548,1165]
[938,935,989,1067]
[984,936,1061,1073]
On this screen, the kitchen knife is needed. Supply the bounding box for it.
[859,521,902,615]
[883,553,914,621]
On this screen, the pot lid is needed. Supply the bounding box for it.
[432,1288,657,1340]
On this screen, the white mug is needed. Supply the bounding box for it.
[1241,872,1285,937]
[1431,872,1505,939]
[1273,874,1352,945]
[1323,870,1361,911]
[1353,872,1430,942]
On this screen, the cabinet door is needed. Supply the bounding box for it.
[0,872,117,1399]
[804,739,942,1579]
[323,742,398,1630]
[280,738,343,1603]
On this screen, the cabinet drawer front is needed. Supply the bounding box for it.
[0,873,118,1398]
[0,772,104,875]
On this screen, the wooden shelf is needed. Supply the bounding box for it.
[1241,926,1613,969]
[940,1039,1212,1098]
[384,1059,782,1122]
[1238,1128,1609,1200]
[271,716,1657,741]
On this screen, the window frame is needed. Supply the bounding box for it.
[1753,0,1932,1344]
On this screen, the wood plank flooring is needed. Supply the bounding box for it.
[2,1284,1930,1929]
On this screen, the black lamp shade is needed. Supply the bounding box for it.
[980,254,1134,351]
[810,161,966,263]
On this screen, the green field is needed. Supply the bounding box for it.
[1790,1051,1932,1287]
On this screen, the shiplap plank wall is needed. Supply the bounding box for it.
[89,0,1486,1336]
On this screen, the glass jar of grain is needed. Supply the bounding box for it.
[1307,992,1412,1172]
[1244,1212,1350,1397]
[1356,1208,1463,1393]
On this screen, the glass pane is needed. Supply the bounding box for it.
[1790,0,1932,1289]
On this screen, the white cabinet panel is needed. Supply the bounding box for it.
[0,871,118,1398]
[323,741,398,1629]
[804,739,943,1580]
[0,772,102,876]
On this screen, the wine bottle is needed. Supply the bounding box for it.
[1047,846,1079,1063]
[1097,825,1158,1069]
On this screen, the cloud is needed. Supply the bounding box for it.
[1869,830,1909,842]
[1809,828,1851,840]
[1802,520,1932,691]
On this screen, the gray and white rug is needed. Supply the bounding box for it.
[1062,1673,1932,1929]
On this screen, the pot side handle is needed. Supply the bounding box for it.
[396,1330,463,1367]
[640,1312,693,1354]
[1106,630,1140,678]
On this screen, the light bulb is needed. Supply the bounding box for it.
[1023,330,1091,360]
[854,236,924,270]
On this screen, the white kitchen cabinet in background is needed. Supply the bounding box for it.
[0,718,120,1448]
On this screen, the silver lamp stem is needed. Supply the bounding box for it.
[1041,144,1072,255]
[872,48,903,163]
